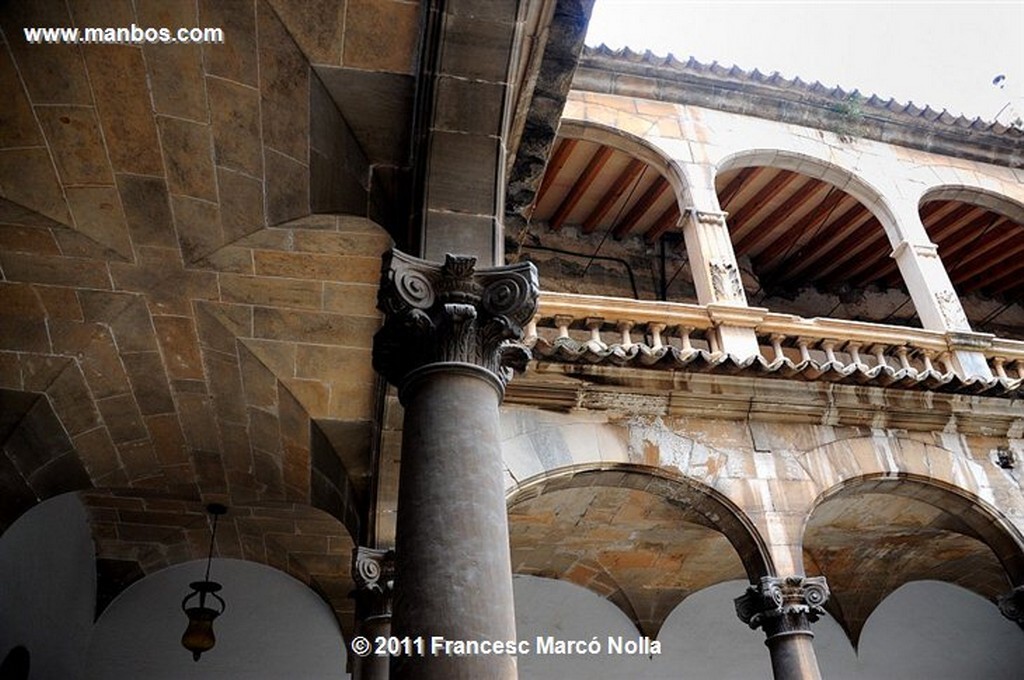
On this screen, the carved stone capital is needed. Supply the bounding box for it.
[373,250,539,397]
[735,575,830,638]
[998,586,1024,628]
[353,547,395,619]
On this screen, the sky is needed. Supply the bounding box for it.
[586,0,1024,124]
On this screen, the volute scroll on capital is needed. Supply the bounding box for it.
[373,249,540,393]
[735,575,830,634]
[352,547,396,618]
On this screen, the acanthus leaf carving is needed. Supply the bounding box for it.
[735,575,830,638]
[373,249,540,394]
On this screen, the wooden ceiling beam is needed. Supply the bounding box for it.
[581,158,645,235]
[940,216,1011,275]
[717,166,762,209]
[762,202,868,278]
[816,228,890,284]
[612,177,669,240]
[747,183,845,263]
[534,137,578,209]
[937,213,1007,257]
[979,259,1024,295]
[728,170,801,244]
[549,145,613,231]
[946,221,1022,283]
[643,203,682,243]
[922,203,984,244]
[958,240,1024,293]
[734,178,826,254]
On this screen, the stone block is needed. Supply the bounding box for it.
[96,394,148,444]
[220,273,322,310]
[434,76,504,137]
[207,76,263,177]
[35,285,83,321]
[438,14,514,83]
[176,393,221,452]
[425,131,499,215]
[238,344,278,408]
[265,0,345,65]
[253,307,379,344]
[323,283,380,317]
[65,186,133,259]
[35,106,113,185]
[204,350,247,423]
[0,148,72,225]
[0,226,62,256]
[281,378,330,417]
[145,413,190,467]
[73,427,122,479]
[0,48,42,148]
[200,0,258,87]
[117,175,177,249]
[422,210,498,264]
[253,251,380,283]
[217,167,266,241]
[82,45,164,175]
[195,302,252,352]
[170,195,222,263]
[121,351,175,415]
[343,0,419,74]
[140,13,207,121]
[116,439,161,482]
[27,450,91,498]
[258,4,310,162]
[265,149,309,226]
[158,117,217,202]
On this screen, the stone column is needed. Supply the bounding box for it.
[351,547,395,680]
[681,208,763,359]
[998,585,1024,630]
[373,249,539,680]
[890,240,993,379]
[735,575,830,680]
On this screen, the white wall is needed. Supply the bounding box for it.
[0,493,96,680]
[515,576,1024,680]
[514,576,772,679]
[87,558,349,680]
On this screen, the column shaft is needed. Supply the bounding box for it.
[764,626,822,680]
[391,366,516,679]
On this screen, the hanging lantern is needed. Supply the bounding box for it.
[181,503,227,661]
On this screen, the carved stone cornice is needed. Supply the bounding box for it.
[998,585,1024,629]
[353,547,396,619]
[373,250,540,396]
[735,575,830,639]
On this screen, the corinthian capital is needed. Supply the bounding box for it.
[373,250,539,394]
[735,575,830,636]
[352,547,396,619]
[998,585,1024,629]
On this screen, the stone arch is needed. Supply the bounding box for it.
[716,148,901,244]
[80,491,357,644]
[87,557,349,679]
[801,468,1024,646]
[920,184,1024,224]
[559,118,693,211]
[506,462,774,637]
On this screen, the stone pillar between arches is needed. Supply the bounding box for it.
[735,575,830,680]
[890,240,993,379]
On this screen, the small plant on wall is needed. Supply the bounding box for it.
[828,93,865,142]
